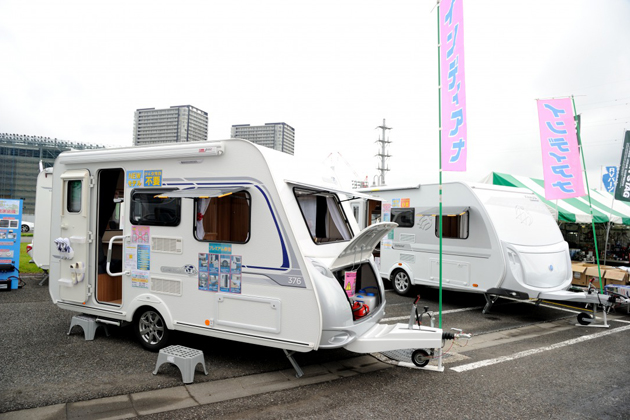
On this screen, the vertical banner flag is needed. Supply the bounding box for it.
[440,0,467,171]
[537,98,585,200]
[614,131,630,202]
[603,166,618,193]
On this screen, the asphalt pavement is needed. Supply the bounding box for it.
[2,274,629,419]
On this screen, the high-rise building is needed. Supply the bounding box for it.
[231,122,295,155]
[133,105,208,146]
[0,133,103,215]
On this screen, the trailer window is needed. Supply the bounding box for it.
[130,189,181,226]
[294,188,353,244]
[391,208,414,228]
[435,212,469,239]
[67,180,82,213]
[194,191,251,243]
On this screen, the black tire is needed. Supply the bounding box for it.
[391,269,412,296]
[411,349,430,367]
[577,312,594,326]
[134,307,171,351]
[21,224,29,233]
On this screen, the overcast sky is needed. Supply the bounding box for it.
[1,0,628,190]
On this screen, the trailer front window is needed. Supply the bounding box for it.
[294,188,353,244]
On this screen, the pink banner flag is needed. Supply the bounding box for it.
[537,98,585,200]
[440,0,467,171]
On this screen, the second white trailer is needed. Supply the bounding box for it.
[357,182,623,315]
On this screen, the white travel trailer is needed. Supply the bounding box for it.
[42,139,462,372]
[32,167,53,273]
[356,182,622,317]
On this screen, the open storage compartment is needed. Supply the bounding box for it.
[333,261,382,319]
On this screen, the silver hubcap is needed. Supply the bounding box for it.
[394,272,409,292]
[139,311,164,345]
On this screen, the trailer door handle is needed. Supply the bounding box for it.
[107,235,130,277]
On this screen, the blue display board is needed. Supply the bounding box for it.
[0,199,22,289]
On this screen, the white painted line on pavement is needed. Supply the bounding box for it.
[451,324,630,373]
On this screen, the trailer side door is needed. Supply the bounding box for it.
[58,169,91,303]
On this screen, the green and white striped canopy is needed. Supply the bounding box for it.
[483,172,630,225]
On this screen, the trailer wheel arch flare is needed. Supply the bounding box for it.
[128,295,175,331]
[387,262,414,287]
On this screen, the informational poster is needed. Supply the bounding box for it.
[127,171,143,188]
[131,270,150,289]
[401,198,410,208]
[129,226,151,270]
[137,245,150,270]
[124,245,137,269]
[143,170,162,187]
[131,226,150,245]
[344,271,357,297]
[382,203,393,248]
[199,250,242,294]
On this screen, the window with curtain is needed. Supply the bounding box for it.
[194,191,251,243]
[294,188,353,244]
[435,212,469,239]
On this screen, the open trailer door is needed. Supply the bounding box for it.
[57,169,91,304]
[329,222,397,269]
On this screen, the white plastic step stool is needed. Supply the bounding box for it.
[67,314,109,341]
[153,345,208,384]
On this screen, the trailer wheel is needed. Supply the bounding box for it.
[392,269,412,296]
[134,307,170,351]
[411,349,430,367]
[577,312,594,326]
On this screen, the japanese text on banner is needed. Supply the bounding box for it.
[537,98,585,200]
[440,0,467,171]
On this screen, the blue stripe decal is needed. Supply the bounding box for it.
[165,181,290,270]
[243,265,286,271]
[255,185,290,269]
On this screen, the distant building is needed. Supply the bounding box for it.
[0,133,103,215]
[231,122,295,155]
[133,105,208,146]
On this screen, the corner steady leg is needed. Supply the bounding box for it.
[483,294,499,314]
[283,349,304,378]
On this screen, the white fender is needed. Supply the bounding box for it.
[127,293,175,330]
[387,261,414,286]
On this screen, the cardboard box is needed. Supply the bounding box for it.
[604,269,629,287]
[571,263,588,286]
[585,266,605,289]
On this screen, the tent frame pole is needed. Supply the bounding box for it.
[572,96,604,293]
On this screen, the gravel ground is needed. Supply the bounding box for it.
[0,274,353,414]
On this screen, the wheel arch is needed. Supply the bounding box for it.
[128,295,175,331]
[387,262,414,285]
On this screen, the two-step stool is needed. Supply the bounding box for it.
[67,314,109,340]
[153,345,208,384]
